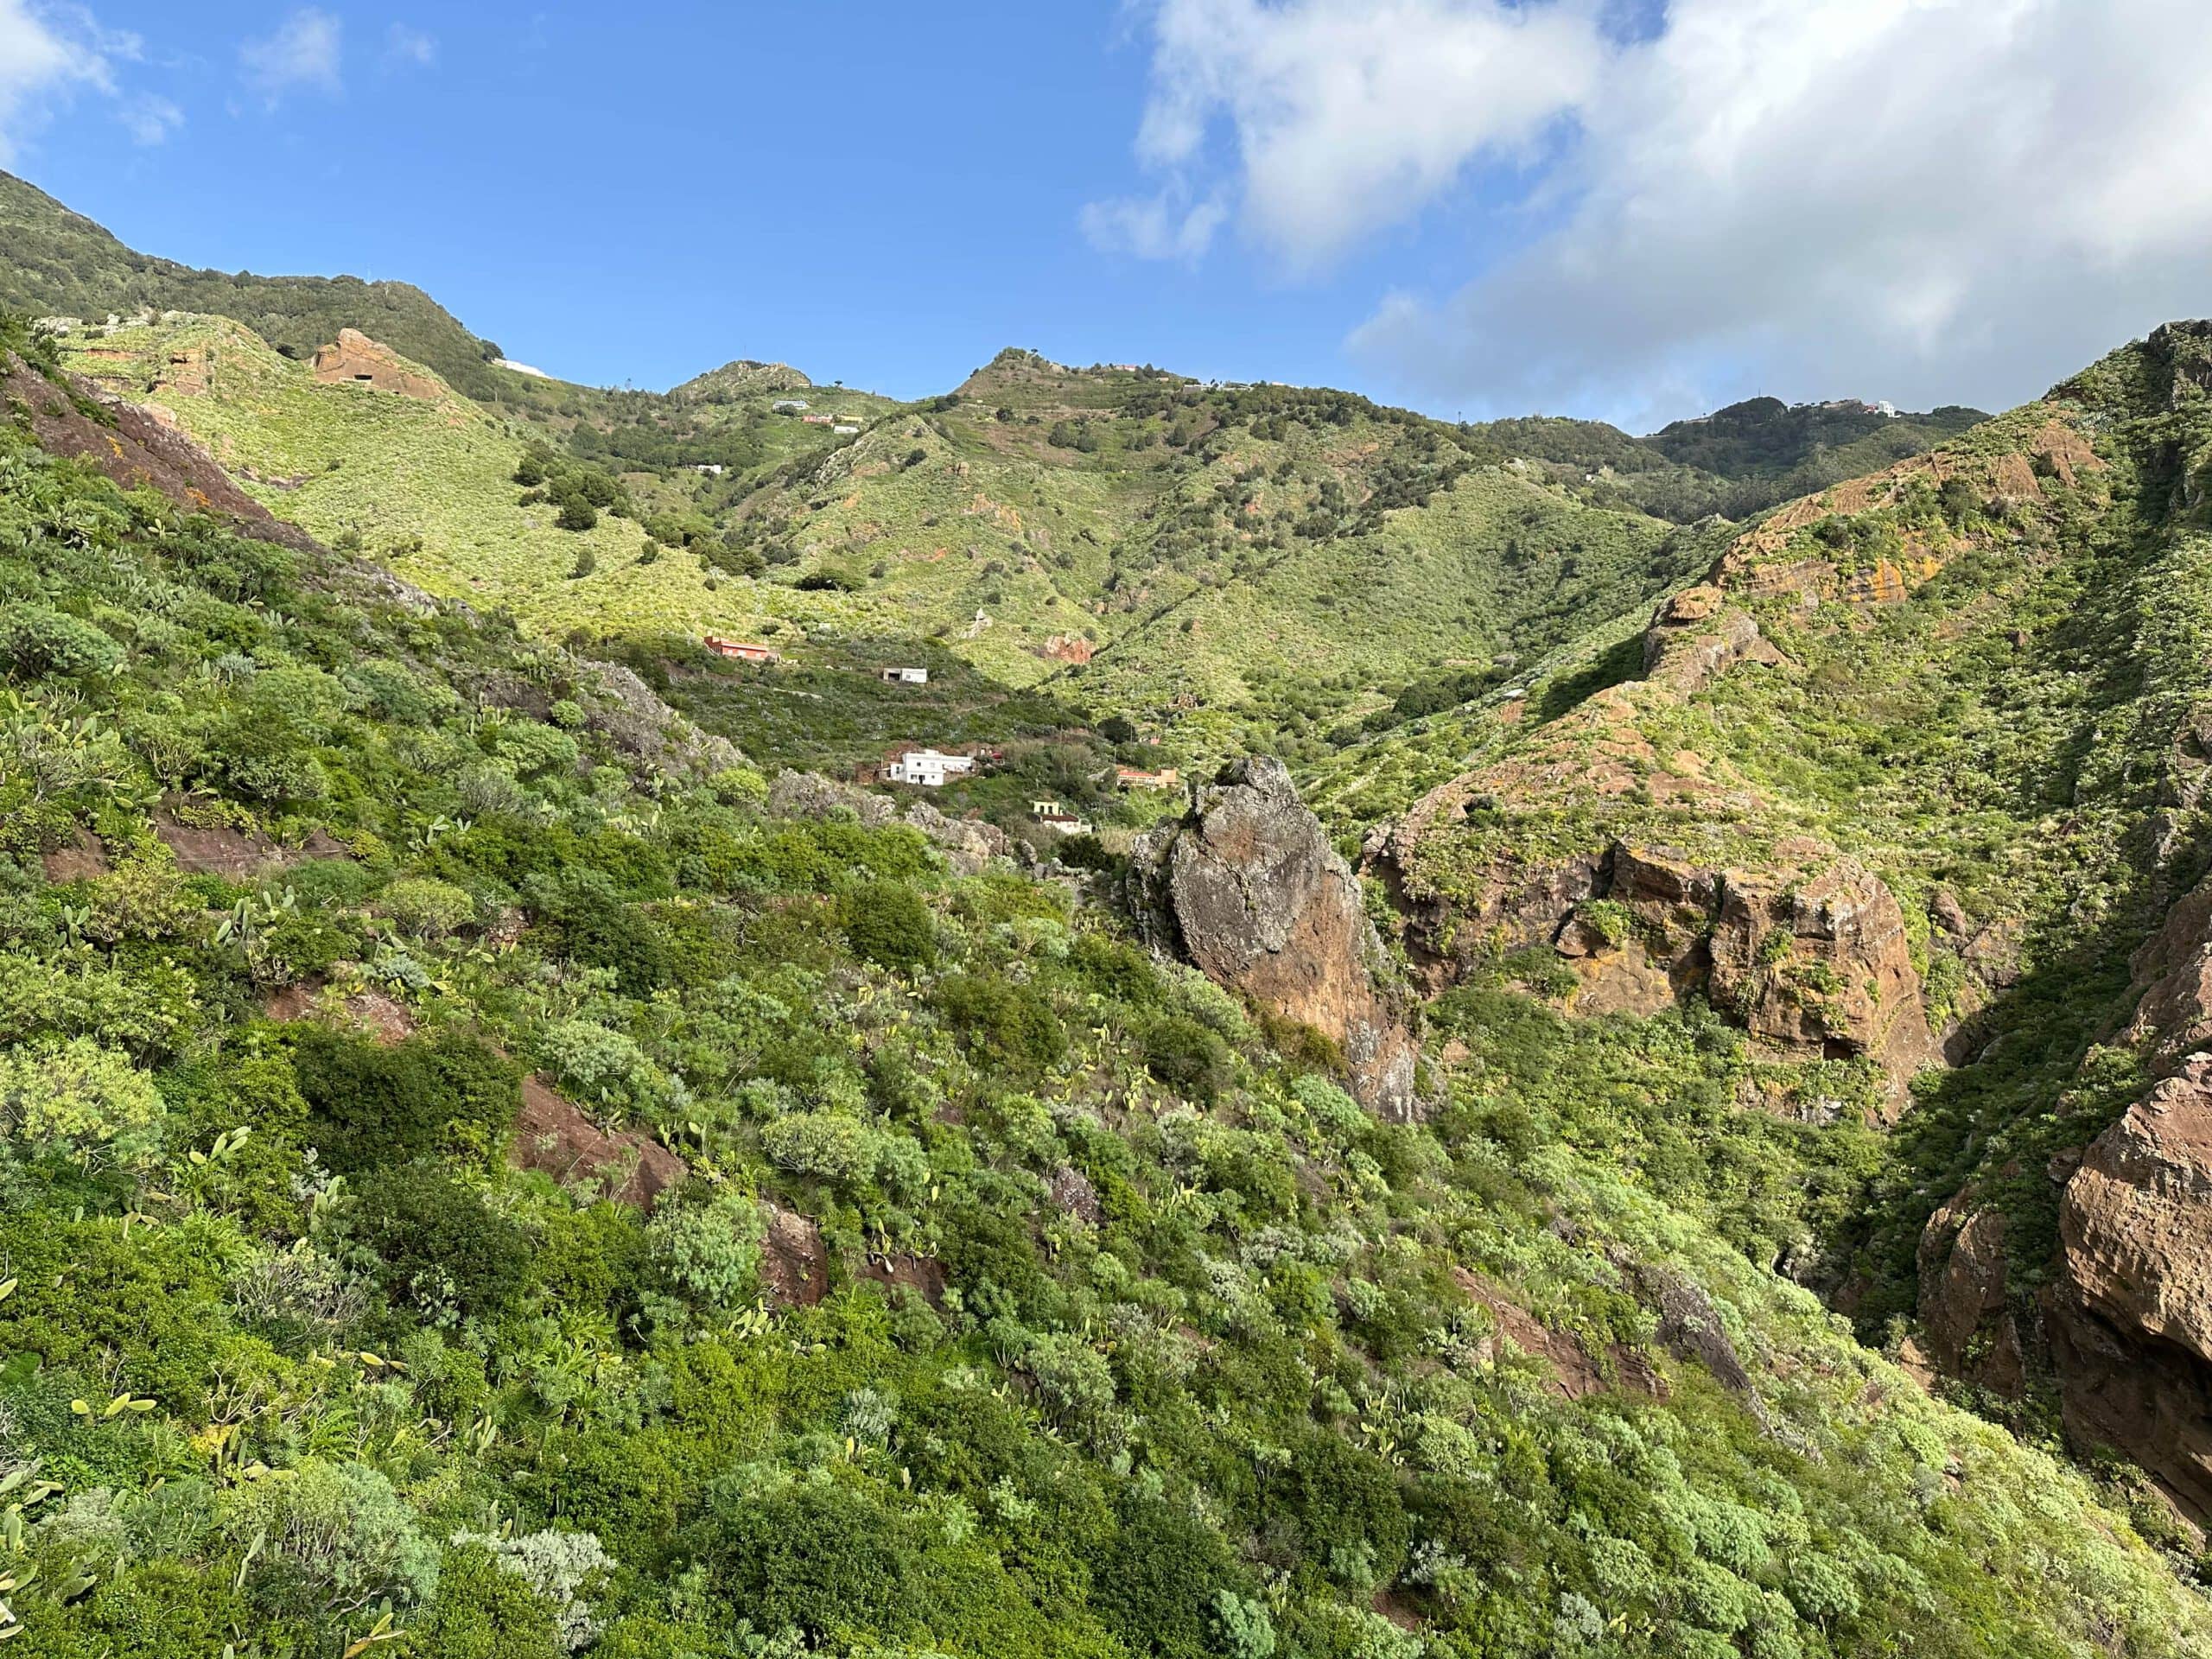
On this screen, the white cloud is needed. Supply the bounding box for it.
[1092,0,1603,271]
[0,0,117,162]
[1082,188,1228,260]
[240,7,343,104]
[1106,0,2212,420]
[385,22,435,67]
[118,91,181,144]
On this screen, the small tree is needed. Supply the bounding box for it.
[558,499,600,533]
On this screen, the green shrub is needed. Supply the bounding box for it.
[1089,1497,1244,1659]
[342,1162,533,1325]
[1141,1015,1233,1101]
[379,874,478,940]
[291,1027,520,1172]
[935,974,1065,1071]
[0,1036,165,1158]
[842,881,937,971]
[412,1539,565,1658]
[0,603,124,678]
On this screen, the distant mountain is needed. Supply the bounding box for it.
[1463,397,1991,525]
[1643,393,1989,514]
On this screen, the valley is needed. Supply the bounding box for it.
[0,164,2209,1658]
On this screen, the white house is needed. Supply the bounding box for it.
[887,748,976,787]
[771,399,809,413]
[833,424,860,435]
[880,667,929,685]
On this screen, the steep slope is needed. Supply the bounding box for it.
[730,351,1713,756]
[0,168,522,404]
[1368,321,2212,1519]
[3,309,2208,1655]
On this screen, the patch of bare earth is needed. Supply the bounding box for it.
[509,1075,686,1211]
[40,829,110,883]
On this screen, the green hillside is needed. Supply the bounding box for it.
[0,178,1997,783]
[0,168,524,404]
[1370,321,2212,1444]
[2,303,2208,1658]
[1641,397,1990,518]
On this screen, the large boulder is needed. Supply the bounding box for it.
[2051,1058,2212,1520]
[1132,757,1421,1121]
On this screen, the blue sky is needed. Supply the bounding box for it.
[4,1,2209,427]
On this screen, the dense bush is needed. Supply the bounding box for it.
[341,1161,534,1324]
[290,1027,519,1172]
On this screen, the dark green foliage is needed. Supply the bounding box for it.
[290,1027,520,1173]
[413,1542,564,1658]
[1141,1014,1233,1101]
[343,1162,533,1322]
[1088,1497,1245,1659]
[524,868,671,993]
[935,973,1066,1070]
[842,880,937,971]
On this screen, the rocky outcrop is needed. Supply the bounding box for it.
[766,770,1012,875]
[769,768,899,828]
[902,798,1012,876]
[2050,1058,2212,1520]
[1706,855,1940,1114]
[582,660,746,780]
[1913,1192,2025,1395]
[1379,834,1936,1122]
[2125,870,2212,1071]
[1643,585,1786,690]
[1040,633,1096,664]
[1132,757,1421,1121]
[310,328,442,398]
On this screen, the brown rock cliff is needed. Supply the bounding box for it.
[1133,757,1421,1121]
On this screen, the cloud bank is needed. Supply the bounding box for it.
[1098,0,2212,420]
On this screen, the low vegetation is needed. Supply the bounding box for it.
[0,305,2205,1656]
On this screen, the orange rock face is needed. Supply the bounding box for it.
[1040,633,1096,664]
[311,327,442,398]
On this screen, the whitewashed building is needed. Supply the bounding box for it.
[887,748,976,787]
[880,667,929,685]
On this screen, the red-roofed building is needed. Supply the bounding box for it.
[704,637,779,664]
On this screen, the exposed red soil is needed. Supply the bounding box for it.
[760,1204,830,1306]
[509,1074,686,1211]
[40,828,110,883]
